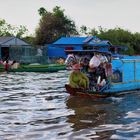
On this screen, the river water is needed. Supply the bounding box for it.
[0,71,140,140]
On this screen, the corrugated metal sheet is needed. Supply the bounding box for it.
[88,40,111,46]
[53,37,87,45]
[0,37,14,44]
[0,37,29,46]
[53,36,111,47]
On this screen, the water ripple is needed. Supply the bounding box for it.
[0,71,140,139]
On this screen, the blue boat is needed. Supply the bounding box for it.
[107,56,140,93]
[65,50,140,98]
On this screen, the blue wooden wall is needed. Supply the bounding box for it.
[48,45,66,58]
[47,45,82,58]
[122,60,140,82]
[135,61,140,81]
[123,61,135,82]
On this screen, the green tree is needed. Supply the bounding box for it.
[79,25,99,36]
[88,27,137,54]
[35,6,78,45]
[80,25,88,35]
[124,43,135,55]
[0,19,28,38]
[132,32,140,53]
[38,7,47,16]
[88,28,98,36]
[23,36,35,45]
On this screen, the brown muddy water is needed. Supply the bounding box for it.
[0,71,140,140]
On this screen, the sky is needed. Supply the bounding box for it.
[0,0,140,35]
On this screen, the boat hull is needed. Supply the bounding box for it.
[65,84,111,99]
[0,64,66,72]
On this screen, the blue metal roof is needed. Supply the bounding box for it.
[53,37,87,45]
[53,36,111,47]
[88,40,111,47]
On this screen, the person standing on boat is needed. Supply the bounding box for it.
[95,63,107,91]
[1,60,18,72]
[69,64,89,89]
[4,60,10,72]
[80,56,90,73]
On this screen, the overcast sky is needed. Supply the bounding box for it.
[0,0,140,35]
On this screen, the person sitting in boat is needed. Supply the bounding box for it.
[3,60,10,72]
[80,56,90,73]
[10,60,20,69]
[87,67,98,89]
[69,64,89,89]
[65,54,77,70]
[56,58,65,64]
[96,63,107,80]
[96,63,107,90]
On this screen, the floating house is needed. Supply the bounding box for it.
[48,36,112,58]
[0,36,32,61]
[47,36,127,59]
[0,36,47,64]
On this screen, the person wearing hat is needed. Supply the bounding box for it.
[69,64,89,89]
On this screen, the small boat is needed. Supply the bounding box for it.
[65,49,140,98]
[0,64,66,72]
[65,84,111,98]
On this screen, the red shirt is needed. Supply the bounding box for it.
[4,63,9,71]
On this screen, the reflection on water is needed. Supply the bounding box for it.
[0,71,140,140]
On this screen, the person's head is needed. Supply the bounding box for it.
[6,60,9,63]
[72,64,81,72]
[65,54,77,67]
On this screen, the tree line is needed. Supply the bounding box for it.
[0,6,140,55]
